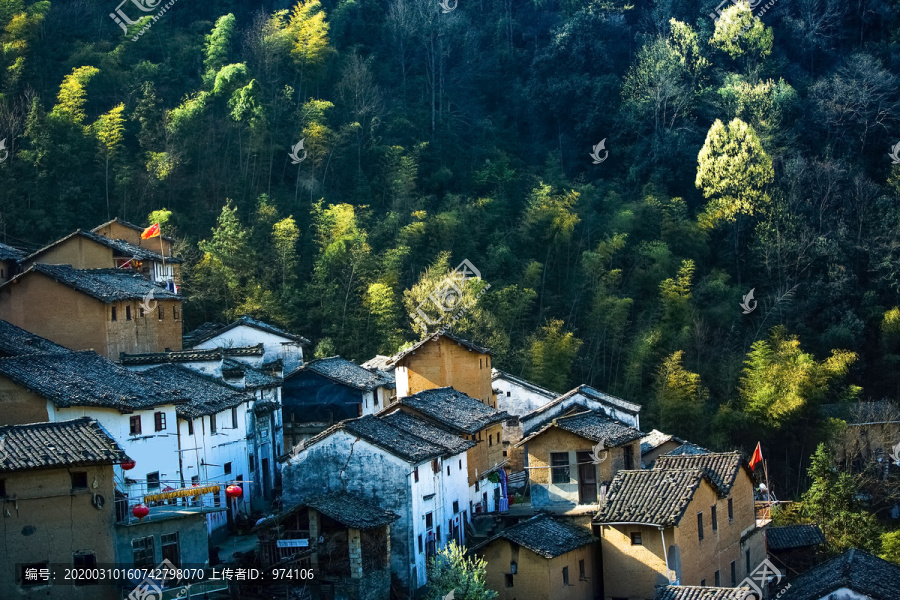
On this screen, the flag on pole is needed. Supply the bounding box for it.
[749,442,763,469]
[141,223,161,239]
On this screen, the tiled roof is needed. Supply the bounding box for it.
[654,586,753,600]
[119,345,264,365]
[522,384,642,435]
[0,320,71,356]
[594,468,714,526]
[0,351,187,411]
[389,331,491,365]
[92,217,176,242]
[491,368,558,398]
[299,356,394,390]
[653,452,744,497]
[182,322,224,347]
[361,355,393,371]
[189,315,310,346]
[2,263,180,303]
[141,364,253,419]
[253,399,280,415]
[640,429,684,455]
[517,410,643,448]
[380,411,475,456]
[400,387,509,435]
[766,524,825,551]
[305,492,400,529]
[0,417,129,472]
[780,549,900,600]
[19,229,181,265]
[0,242,25,261]
[666,442,711,456]
[222,359,282,389]
[304,414,460,463]
[469,514,596,559]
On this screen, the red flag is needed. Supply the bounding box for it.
[141,223,161,239]
[749,442,763,469]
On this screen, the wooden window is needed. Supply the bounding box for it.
[111,306,117,321]
[414,466,419,482]
[224,462,232,475]
[187,419,193,435]
[453,500,459,513]
[129,415,141,435]
[630,532,642,545]
[728,498,734,522]
[697,512,704,540]
[71,472,88,489]
[562,566,569,586]
[126,305,132,321]
[711,505,718,531]
[173,305,180,321]
[489,434,493,447]
[210,415,216,434]
[154,411,166,431]
[623,445,634,470]
[231,407,238,428]
[432,459,439,473]
[551,452,569,484]
[579,559,586,580]
[505,574,514,587]
[147,472,160,490]
[132,537,155,568]
[158,306,163,320]
[161,532,179,566]
[425,512,433,529]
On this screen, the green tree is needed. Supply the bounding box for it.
[524,319,583,392]
[654,350,709,441]
[92,103,126,220]
[423,542,497,600]
[50,66,99,124]
[203,14,236,85]
[710,1,773,77]
[285,0,334,101]
[881,530,900,564]
[272,216,300,287]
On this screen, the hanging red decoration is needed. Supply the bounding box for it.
[225,485,243,499]
[120,459,136,470]
[132,504,150,520]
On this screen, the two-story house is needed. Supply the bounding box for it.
[92,218,179,285]
[281,412,473,594]
[382,386,510,515]
[0,263,182,359]
[281,356,396,446]
[186,315,310,373]
[0,242,24,284]
[0,417,129,600]
[515,409,644,510]
[491,369,557,470]
[520,384,642,436]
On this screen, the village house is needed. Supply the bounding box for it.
[0,263,182,359]
[470,513,599,600]
[779,548,900,600]
[382,386,509,514]
[17,229,182,291]
[520,384,642,437]
[0,417,129,600]
[254,492,399,600]
[823,401,900,477]
[186,315,310,373]
[0,241,24,284]
[765,524,825,577]
[281,356,395,446]
[640,430,686,467]
[515,409,644,510]
[491,369,557,470]
[390,332,497,407]
[0,319,71,357]
[281,412,473,593]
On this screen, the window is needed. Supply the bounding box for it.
[505,574,514,587]
[173,305,181,321]
[728,498,734,522]
[489,434,493,447]
[711,505,718,531]
[224,462,232,475]
[418,535,423,553]
[453,501,459,514]
[459,460,462,470]
[130,415,141,435]
[414,467,419,483]
[158,306,164,320]
[111,306,117,321]
[126,305,132,321]
[700,579,706,587]
[432,459,439,473]
[746,550,751,573]
[249,454,255,473]
[697,512,704,540]
[731,561,737,585]
[623,445,634,470]
[562,566,569,586]
[425,512,433,529]
[20,562,48,587]
[139,306,145,318]
[503,450,508,457]
[447,465,450,476]
[210,415,216,434]
[187,419,193,435]
[506,391,511,397]
[214,489,222,506]
[73,553,96,568]
[147,472,160,490]
[630,532,642,545]
[71,472,88,489]
[231,407,238,428]
[154,411,166,431]
[132,536,155,568]
[0,479,5,497]
[161,532,180,566]
[475,480,479,492]
[579,559,586,580]
[480,359,483,369]
[551,452,569,484]
[714,570,720,586]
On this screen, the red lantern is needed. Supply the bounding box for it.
[225,485,243,499]
[132,504,150,520]
[120,459,136,470]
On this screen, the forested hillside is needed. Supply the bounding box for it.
[2,0,900,497]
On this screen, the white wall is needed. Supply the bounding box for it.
[493,376,555,416]
[194,325,304,372]
[522,389,640,434]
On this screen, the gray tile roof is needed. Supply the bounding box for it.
[305,492,400,529]
[0,351,188,411]
[666,442,712,456]
[120,345,264,365]
[3,263,180,303]
[300,356,394,390]
[20,229,182,265]
[0,417,129,472]
[360,355,393,371]
[653,452,744,497]
[522,384,642,435]
[654,586,753,600]
[517,410,643,449]
[766,524,825,552]
[400,387,509,434]
[780,549,900,600]
[141,364,253,419]
[222,359,282,389]
[594,468,714,526]
[470,514,596,559]
[0,320,71,356]
[189,315,310,346]
[640,429,684,455]
[389,331,491,365]
[380,411,475,456]
[0,242,25,262]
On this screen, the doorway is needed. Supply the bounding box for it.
[576,451,598,504]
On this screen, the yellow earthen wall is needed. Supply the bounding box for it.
[597,523,671,600]
[0,377,50,424]
[21,236,113,270]
[400,337,495,406]
[479,539,597,600]
[96,222,173,256]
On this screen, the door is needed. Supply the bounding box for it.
[261,457,271,500]
[577,451,598,504]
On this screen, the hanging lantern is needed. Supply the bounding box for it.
[225,485,243,499]
[120,459,136,471]
[132,504,150,520]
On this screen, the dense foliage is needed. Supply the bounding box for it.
[3,0,900,502]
